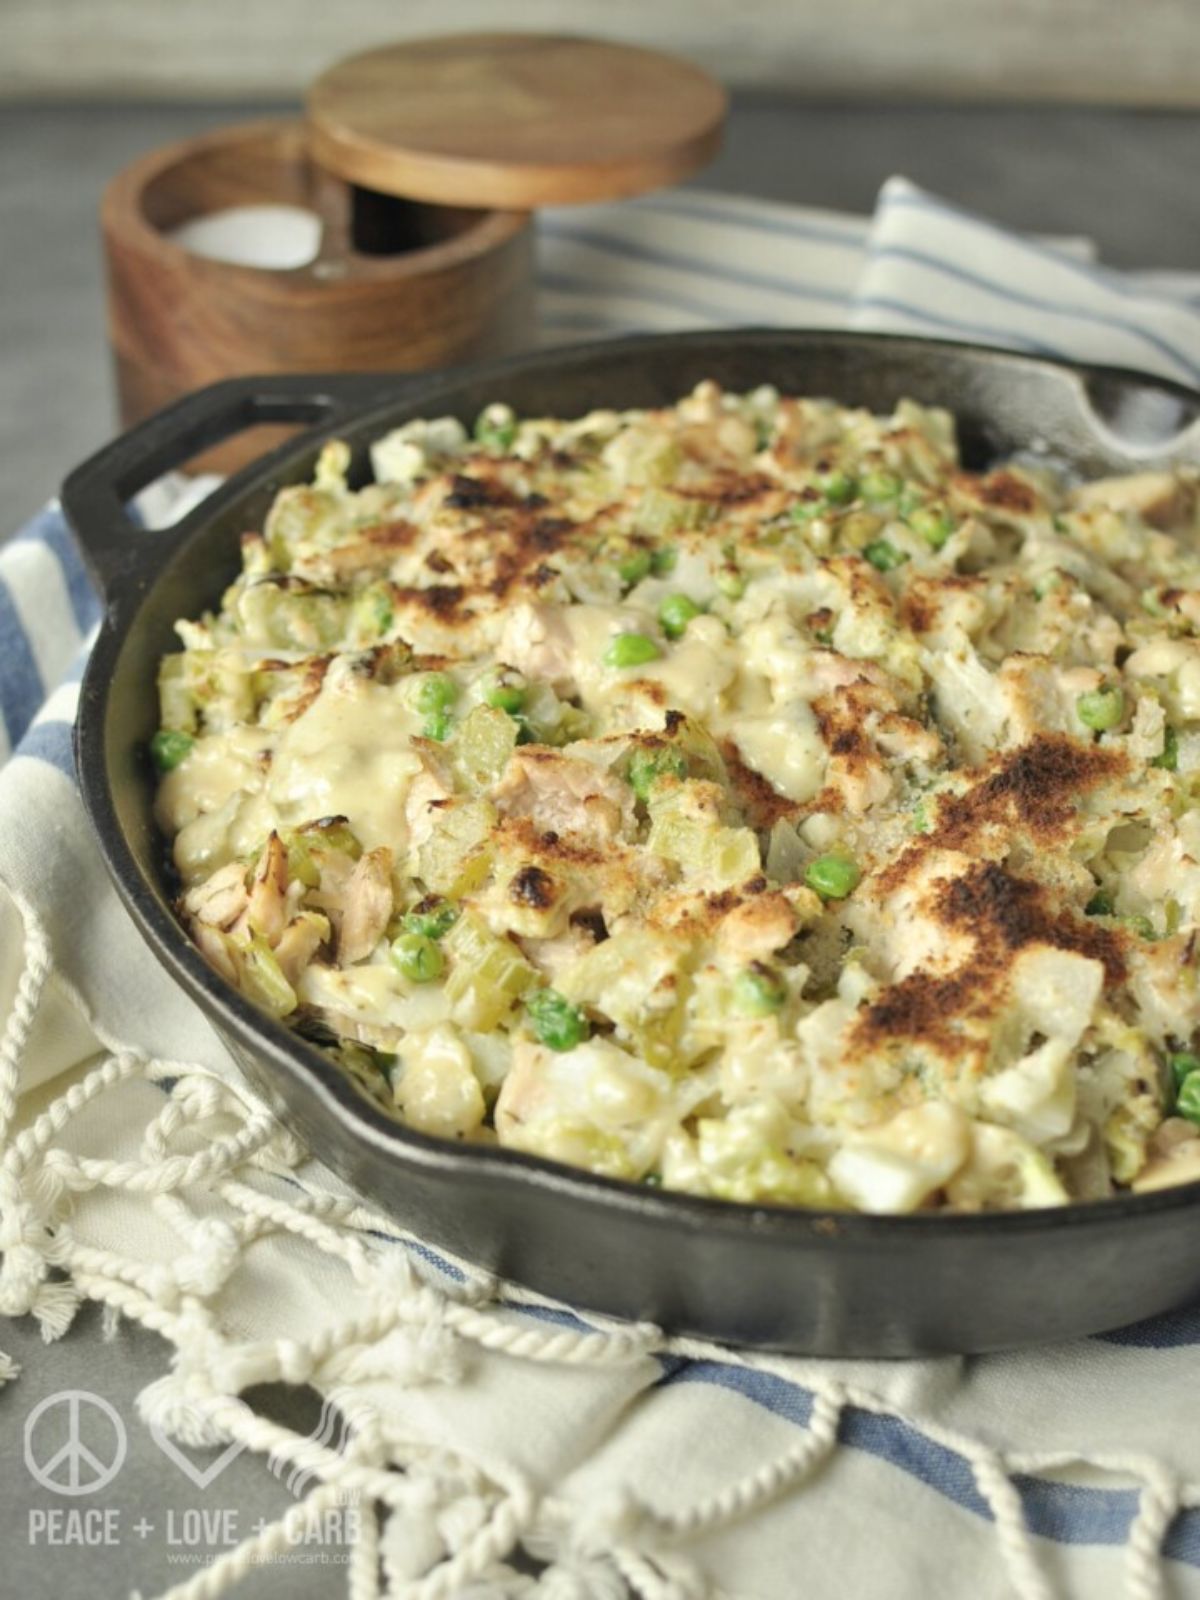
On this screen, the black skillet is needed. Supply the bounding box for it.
[62,329,1200,1356]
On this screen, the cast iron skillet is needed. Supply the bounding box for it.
[63,330,1200,1356]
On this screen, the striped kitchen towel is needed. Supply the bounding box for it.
[1,180,1199,1600]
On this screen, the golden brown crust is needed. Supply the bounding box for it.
[876,735,1130,892]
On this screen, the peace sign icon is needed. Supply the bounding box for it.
[24,1390,127,1496]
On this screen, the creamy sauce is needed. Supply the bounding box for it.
[268,669,425,855]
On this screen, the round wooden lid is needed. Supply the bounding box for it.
[307,33,727,209]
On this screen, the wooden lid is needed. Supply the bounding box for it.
[307,33,726,208]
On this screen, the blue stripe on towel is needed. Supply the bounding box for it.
[853,295,1063,357]
[1093,1301,1200,1349]
[865,244,1200,387]
[14,506,101,635]
[0,577,45,749]
[12,508,101,640]
[631,192,869,247]
[13,718,75,778]
[655,1355,1200,1562]
[882,185,1200,319]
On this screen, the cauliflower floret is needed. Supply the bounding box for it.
[391,1025,485,1140]
[980,1037,1076,1144]
[1009,946,1104,1050]
[494,1036,686,1179]
[370,416,468,483]
[944,1122,1069,1210]
[828,1103,971,1213]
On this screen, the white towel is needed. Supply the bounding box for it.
[2,178,1199,1600]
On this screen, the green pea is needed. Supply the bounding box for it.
[817,469,857,505]
[863,540,908,573]
[732,964,787,1016]
[715,564,746,599]
[390,932,445,983]
[603,632,662,669]
[423,710,453,742]
[627,746,687,801]
[908,505,955,550]
[862,469,902,502]
[616,547,653,586]
[481,668,527,714]
[1123,913,1156,941]
[414,672,459,715]
[526,987,590,1052]
[1169,1051,1200,1093]
[910,799,931,835]
[791,496,826,523]
[805,852,861,900]
[403,900,460,940]
[1085,891,1114,917]
[1076,686,1124,733]
[650,545,678,576]
[474,403,517,452]
[1152,726,1179,772]
[150,729,195,773]
[1177,1073,1200,1127]
[659,593,701,640]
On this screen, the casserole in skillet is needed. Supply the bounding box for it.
[64,331,1200,1352]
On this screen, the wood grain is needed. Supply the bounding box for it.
[101,119,535,471]
[307,34,727,207]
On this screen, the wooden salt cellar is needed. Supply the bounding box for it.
[101,34,727,470]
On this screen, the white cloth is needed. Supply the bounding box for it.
[2,178,1200,1600]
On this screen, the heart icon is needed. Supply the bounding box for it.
[149,1422,246,1489]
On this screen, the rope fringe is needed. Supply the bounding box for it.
[0,888,1192,1600]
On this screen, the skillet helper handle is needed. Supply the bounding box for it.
[61,372,397,601]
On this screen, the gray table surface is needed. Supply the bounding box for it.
[1,96,1198,1600]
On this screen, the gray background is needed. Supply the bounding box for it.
[1,91,1199,1598]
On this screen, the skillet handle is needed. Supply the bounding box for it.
[61,372,409,602]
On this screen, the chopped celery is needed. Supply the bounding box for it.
[443,913,537,1029]
[238,936,297,1017]
[453,705,519,789]
[417,799,496,896]
[647,807,760,886]
[298,818,362,860]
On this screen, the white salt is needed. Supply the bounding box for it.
[167,204,322,270]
